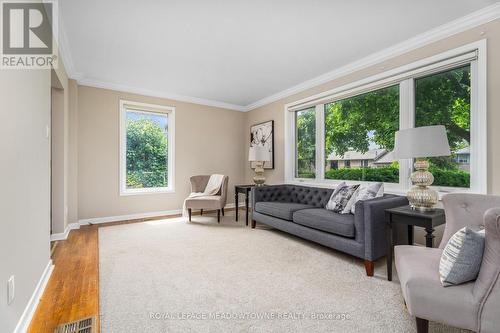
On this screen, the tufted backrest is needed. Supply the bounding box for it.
[254,185,333,208]
[440,193,500,249]
[287,186,333,207]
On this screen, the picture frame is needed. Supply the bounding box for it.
[250,120,274,169]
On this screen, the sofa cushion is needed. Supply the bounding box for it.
[254,202,313,221]
[292,208,355,238]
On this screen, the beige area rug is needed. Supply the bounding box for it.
[99,211,468,333]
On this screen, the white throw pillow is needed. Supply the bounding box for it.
[439,227,485,287]
[350,182,384,214]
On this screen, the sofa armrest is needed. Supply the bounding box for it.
[356,195,409,261]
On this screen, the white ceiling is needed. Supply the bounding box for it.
[60,0,499,110]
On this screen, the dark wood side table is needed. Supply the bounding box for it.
[235,185,255,226]
[386,206,446,281]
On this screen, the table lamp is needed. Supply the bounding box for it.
[249,146,271,186]
[393,125,451,211]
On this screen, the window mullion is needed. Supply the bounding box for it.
[315,104,325,181]
[399,79,414,192]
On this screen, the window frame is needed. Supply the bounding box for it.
[119,100,176,196]
[284,40,487,195]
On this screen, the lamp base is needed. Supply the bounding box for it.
[407,159,438,211]
[253,161,266,186]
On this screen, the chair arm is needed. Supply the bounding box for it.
[474,207,500,333]
[356,195,409,261]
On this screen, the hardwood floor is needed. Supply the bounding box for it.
[27,209,241,333]
[28,225,100,333]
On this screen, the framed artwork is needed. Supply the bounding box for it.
[250,120,274,169]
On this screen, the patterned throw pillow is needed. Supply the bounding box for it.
[350,182,384,214]
[439,227,485,287]
[325,182,346,210]
[325,184,360,213]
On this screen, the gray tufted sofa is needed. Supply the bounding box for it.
[251,184,408,276]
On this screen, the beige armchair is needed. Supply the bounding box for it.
[185,175,229,223]
[395,193,500,333]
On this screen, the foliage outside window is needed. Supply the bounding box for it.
[120,101,174,195]
[415,65,471,188]
[125,110,168,189]
[295,108,316,178]
[324,85,400,183]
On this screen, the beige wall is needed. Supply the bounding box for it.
[76,86,246,220]
[51,61,71,233]
[0,69,51,332]
[68,79,79,224]
[244,19,500,196]
[51,85,66,234]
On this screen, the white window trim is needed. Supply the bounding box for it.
[284,40,487,195]
[119,100,176,196]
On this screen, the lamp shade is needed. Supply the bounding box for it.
[393,125,451,159]
[249,146,270,162]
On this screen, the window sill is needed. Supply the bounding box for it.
[120,187,175,196]
[286,178,474,199]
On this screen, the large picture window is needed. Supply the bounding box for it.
[120,101,175,195]
[285,41,486,194]
[415,66,471,188]
[324,85,399,183]
[295,107,316,178]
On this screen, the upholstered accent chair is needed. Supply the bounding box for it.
[395,193,500,333]
[185,175,229,223]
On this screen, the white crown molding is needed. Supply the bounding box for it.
[77,78,247,112]
[13,260,54,333]
[57,16,83,80]
[245,3,500,111]
[57,3,500,112]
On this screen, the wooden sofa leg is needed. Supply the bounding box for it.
[416,317,429,333]
[221,208,225,216]
[200,209,203,216]
[251,219,256,229]
[217,209,221,223]
[188,208,192,222]
[364,260,374,277]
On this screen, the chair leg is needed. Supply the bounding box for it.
[251,219,256,229]
[416,318,429,333]
[200,209,203,216]
[221,207,225,216]
[364,260,374,277]
[188,208,192,222]
[217,209,221,223]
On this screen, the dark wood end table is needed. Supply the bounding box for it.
[235,185,256,226]
[386,205,446,281]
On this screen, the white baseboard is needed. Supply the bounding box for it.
[78,203,246,226]
[50,223,80,241]
[79,209,183,226]
[13,260,54,333]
